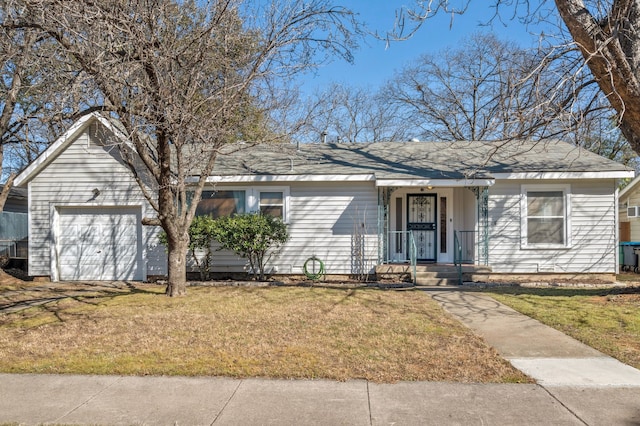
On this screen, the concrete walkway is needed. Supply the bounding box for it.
[425,288,640,387]
[2,288,640,425]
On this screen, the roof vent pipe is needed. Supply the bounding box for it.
[321,131,327,144]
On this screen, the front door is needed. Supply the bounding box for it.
[407,194,437,261]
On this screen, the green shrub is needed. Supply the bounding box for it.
[212,213,289,280]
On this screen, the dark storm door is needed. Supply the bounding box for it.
[407,194,437,262]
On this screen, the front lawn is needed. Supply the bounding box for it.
[0,281,528,383]
[484,286,640,369]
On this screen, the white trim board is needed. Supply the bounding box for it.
[493,171,633,180]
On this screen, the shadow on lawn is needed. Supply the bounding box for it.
[0,281,162,318]
[238,284,439,319]
[475,285,640,298]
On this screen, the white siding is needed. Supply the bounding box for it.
[207,181,379,275]
[620,188,640,241]
[489,179,617,273]
[27,124,166,279]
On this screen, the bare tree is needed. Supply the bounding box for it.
[0,9,73,210]
[393,0,640,154]
[381,32,611,144]
[294,83,410,143]
[10,0,360,296]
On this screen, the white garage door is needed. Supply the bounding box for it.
[57,207,143,281]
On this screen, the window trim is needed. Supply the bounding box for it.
[520,184,571,249]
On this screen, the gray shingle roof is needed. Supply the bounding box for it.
[211,139,631,180]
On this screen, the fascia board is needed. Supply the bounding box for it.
[194,174,377,184]
[492,171,634,180]
[375,178,495,187]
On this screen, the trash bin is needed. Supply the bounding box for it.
[620,242,640,272]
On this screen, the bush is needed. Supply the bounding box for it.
[212,213,288,280]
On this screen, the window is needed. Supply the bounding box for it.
[522,186,570,247]
[196,190,245,218]
[194,187,289,222]
[259,191,284,218]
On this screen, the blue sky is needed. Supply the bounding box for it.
[297,1,547,95]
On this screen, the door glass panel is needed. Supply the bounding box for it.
[407,195,437,261]
[395,197,403,254]
[440,197,447,253]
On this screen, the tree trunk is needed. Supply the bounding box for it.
[555,0,640,153]
[165,234,189,297]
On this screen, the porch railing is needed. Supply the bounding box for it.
[409,232,417,285]
[384,231,417,284]
[454,231,462,284]
[454,230,477,285]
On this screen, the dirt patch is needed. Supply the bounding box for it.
[0,269,28,286]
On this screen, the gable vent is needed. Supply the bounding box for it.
[628,206,639,218]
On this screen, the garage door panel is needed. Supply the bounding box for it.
[57,207,143,281]
[59,251,137,266]
[59,243,138,259]
[59,236,139,247]
[61,255,138,268]
[60,264,134,281]
[59,264,109,280]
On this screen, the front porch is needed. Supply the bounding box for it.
[376,184,491,284]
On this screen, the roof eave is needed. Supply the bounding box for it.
[492,171,634,180]
[375,178,495,187]
[197,174,376,183]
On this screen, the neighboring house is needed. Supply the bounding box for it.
[2,186,27,213]
[14,113,634,282]
[619,174,640,242]
[0,186,28,261]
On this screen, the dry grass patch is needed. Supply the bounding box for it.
[0,283,529,383]
[484,286,640,369]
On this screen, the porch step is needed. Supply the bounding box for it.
[415,271,459,279]
[415,269,460,286]
[375,263,492,286]
[415,277,459,286]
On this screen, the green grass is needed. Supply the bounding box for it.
[482,286,640,369]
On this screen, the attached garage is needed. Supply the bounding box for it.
[56,207,143,281]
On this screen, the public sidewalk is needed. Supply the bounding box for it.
[2,373,640,425]
[2,288,640,425]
